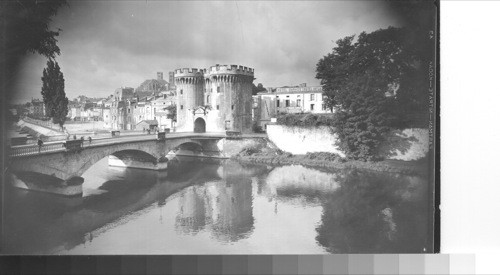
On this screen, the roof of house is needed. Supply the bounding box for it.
[137,120,158,125]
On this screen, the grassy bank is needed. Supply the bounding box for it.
[232,146,429,176]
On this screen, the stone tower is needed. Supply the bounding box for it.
[173,65,254,133]
[174,68,205,132]
[204,64,254,133]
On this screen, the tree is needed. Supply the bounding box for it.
[166,104,177,122]
[41,60,69,127]
[316,27,427,160]
[252,83,267,95]
[1,0,67,60]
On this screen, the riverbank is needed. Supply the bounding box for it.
[232,145,429,176]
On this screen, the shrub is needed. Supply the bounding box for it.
[276,113,336,128]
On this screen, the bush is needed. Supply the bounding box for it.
[305,152,343,162]
[276,113,336,127]
[252,124,263,133]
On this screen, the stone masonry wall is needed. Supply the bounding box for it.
[266,125,429,161]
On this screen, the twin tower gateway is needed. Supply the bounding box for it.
[174,64,255,133]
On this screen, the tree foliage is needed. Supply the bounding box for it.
[1,0,67,59]
[41,60,68,127]
[316,18,434,160]
[252,83,267,95]
[166,104,177,121]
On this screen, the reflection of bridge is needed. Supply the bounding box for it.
[8,132,232,196]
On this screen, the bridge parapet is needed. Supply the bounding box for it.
[7,134,226,196]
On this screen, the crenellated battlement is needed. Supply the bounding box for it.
[174,68,205,78]
[174,64,254,84]
[205,64,254,77]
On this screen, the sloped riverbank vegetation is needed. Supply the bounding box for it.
[231,139,428,176]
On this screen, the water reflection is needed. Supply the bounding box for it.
[175,162,256,242]
[315,170,430,253]
[1,158,431,254]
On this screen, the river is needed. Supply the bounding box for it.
[1,157,432,254]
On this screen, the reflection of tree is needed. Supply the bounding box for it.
[316,170,429,253]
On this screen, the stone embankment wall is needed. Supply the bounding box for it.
[17,120,66,142]
[18,120,62,136]
[64,121,111,133]
[217,138,270,157]
[266,125,346,157]
[266,125,429,161]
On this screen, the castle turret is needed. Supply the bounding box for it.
[204,65,255,133]
[174,68,205,132]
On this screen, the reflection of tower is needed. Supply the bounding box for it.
[174,68,205,132]
[175,186,207,233]
[206,163,254,242]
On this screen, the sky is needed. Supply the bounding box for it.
[12,1,402,104]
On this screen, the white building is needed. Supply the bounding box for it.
[253,83,330,130]
[274,84,328,114]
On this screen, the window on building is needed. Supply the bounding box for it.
[285,100,290,107]
[217,86,220,93]
[216,105,220,110]
[180,105,183,110]
[180,89,183,95]
[310,104,315,111]
[231,105,234,110]
[277,100,280,107]
[322,104,326,111]
[297,99,301,107]
[310,94,315,101]
[128,108,130,113]
[163,94,166,99]
[207,95,211,103]
[154,108,156,113]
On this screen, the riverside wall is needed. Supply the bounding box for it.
[266,125,346,157]
[18,120,63,137]
[266,125,429,161]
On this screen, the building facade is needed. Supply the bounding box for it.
[174,64,254,133]
[29,99,46,118]
[274,84,327,114]
[253,84,330,129]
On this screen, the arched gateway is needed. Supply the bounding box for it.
[194,117,206,133]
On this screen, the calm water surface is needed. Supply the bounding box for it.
[1,157,432,254]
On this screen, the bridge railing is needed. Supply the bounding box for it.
[9,142,65,157]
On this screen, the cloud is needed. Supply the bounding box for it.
[11,0,401,103]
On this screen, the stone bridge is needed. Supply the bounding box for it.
[8,134,225,196]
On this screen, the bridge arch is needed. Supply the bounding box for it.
[8,136,222,196]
